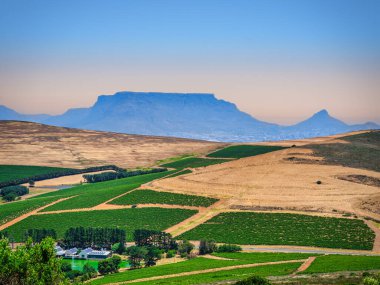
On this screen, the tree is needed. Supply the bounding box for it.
[127,246,148,269]
[116,242,126,254]
[0,237,69,285]
[29,180,35,187]
[177,240,194,257]
[199,240,217,255]
[144,247,162,267]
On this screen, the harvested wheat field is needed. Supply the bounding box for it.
[0,121,222,168]
[150,131,380,220]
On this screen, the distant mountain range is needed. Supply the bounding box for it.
[0,92,378,142]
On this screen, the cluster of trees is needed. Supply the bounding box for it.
[0,185,29,202]
[0,165,123,188]
[98,256,122,275]
[133,229,177,251]
[83,167,168,183]
[126,229,178,269]
[0,237,69,285]
[60,227,126,249]
[24,229,57,243]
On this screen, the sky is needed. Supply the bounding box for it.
[0,0,379,125]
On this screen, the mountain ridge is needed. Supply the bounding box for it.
[0,91,378,142]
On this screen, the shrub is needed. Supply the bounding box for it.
[166,250,176,258]
[216,244,242,253]
[316,180,322,185]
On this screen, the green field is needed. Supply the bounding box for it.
[110,189,218,207]
[303,254,380,274]
[5,207,197,241]
[130,263,301,285]
[35,171,175,212]
[89,252,310,285]
[0,196,58,226]
[164,169,192,178]
[178,212,374,250]
[160,157,231,170]
[207,145,287,158]
[0,165,73,183]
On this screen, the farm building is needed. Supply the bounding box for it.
[55,246,66,257]
[79,248,111,259]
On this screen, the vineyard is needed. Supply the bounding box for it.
[178,212,375,250]
[207,145,287,158]
[5,207,197,241]
[160,157,231,169]
[110,189,218,207]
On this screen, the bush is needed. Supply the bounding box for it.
[216,244,242,253]
[316,180,322,185]
[235,275,272,285]
[166,250,176,258]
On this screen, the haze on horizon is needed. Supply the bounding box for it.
[0,0,379,125]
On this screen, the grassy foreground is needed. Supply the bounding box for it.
[110,189,218,207]
[90,252,312,285]
[5,207,197,241]
[178,212,375,250]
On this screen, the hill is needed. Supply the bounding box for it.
[0,121,221,168]
[150,130,380,221]
[1,92,378,141]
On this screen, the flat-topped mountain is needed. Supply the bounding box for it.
[0,92,378,141]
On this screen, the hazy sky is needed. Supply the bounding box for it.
[0,0,379,125]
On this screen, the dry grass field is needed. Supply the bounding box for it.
[150,131,380,221]
[0,121,222,168]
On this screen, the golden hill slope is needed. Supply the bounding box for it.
[0,121,222,168]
